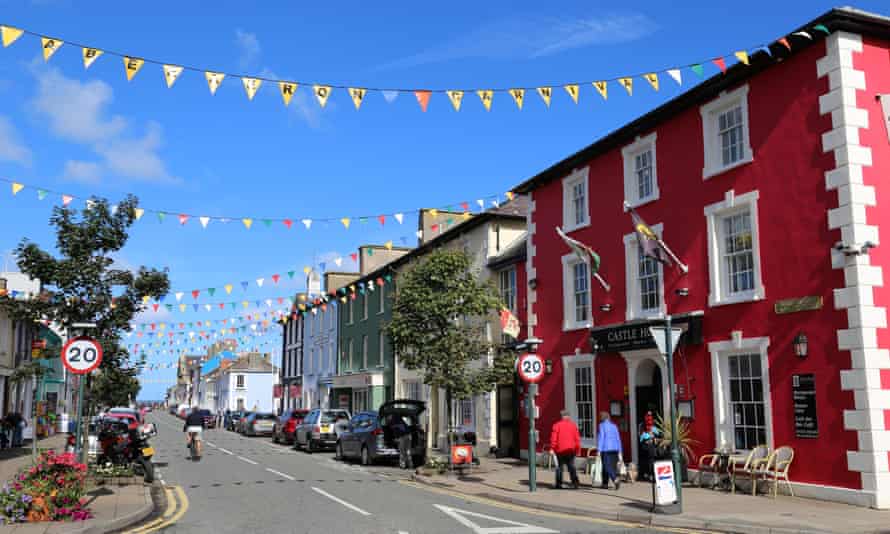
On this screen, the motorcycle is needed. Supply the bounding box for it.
[96,418,158,483]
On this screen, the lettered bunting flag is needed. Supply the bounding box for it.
[618,77,633,96]
[563,84,579,104]
[644,73,659,91]
[123,57,144,81]
[536,87,552,107]
[205,72,225,95]
[415,91,431,112]
[279,82,297,106]
[41,37,62,61]
[348,88,366,110]
[593,81,608,100]
[313,85,331,108]
[1,26,24,47]
[509,89,524,110]
[446,90,463,111]
[163,65,183,88]
[82,48,103,69]
[734,51,750,65]
[242,77,262,100]
[477,90,493,111]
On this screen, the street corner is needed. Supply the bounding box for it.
[116,484,188,534]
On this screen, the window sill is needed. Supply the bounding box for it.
[562,321,592,333]
[623,192,660,210]
[702,155,754,180]
[562,219,590,234]
[708,288,765,308]
[626,309,665,322]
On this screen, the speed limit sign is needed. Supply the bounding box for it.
[517,353,545,384]
[61,336,103,375]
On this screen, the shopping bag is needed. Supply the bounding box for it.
[591,455,603,486]
[618,452,628,479]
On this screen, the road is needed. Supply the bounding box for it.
[133,412,682,534]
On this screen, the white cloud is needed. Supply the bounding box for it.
[0,116,32,166]
[62,160,102,184]
[95,122,179,184]
[235,29,261,69]
[259,68,321,129]
[375,12,657,70]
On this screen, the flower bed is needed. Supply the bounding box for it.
[0,450,93,524]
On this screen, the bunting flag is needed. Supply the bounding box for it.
[713,57,727,74]
[447,90,463,111]
[618,77,633,96]
[242,77,262,100]
[61,194,73,206]
[778,37,791,51]
[563,84,578,104]
[734,51,750,65]
[134,208,145,220]
[415,90,431,112]
[41,37,62,61]
[242,218,253,229]
[477,90,493,111]
[82,47,102,69]
[666,69,682,85]
[205,72,225,95]
[382,90,399,103]
[1,26,23,47]
[279,82,297,106]
[163,65,183,87]
[508,88,524,110]
[644,73,659,91]
[348,87,366,110]
[691,64,704,77]
[313,85,331,107]
[11,182,23,195]
[123,57,144,81]
[536,86,552,107]
[340,217,350,229]
[593,81,607,100]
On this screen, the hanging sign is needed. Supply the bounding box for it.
[792,374,818,438]
[61,336,103,375]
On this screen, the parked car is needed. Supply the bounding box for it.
[234,412,253,433]
[107,407,142,430]
[226,411,245,431]
[294,409,350,452]
[336,400,426,467]
[272,410,309,445]
[241,412,276,436]
[194,409,216,429]
[176,404,190,419]
[168,405,177,415]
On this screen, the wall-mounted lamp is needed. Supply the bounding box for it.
[528,278,538,290]
[793,332,808,359]
[599,303,612,312]
[545,359,553,375]
[675,288,689,297]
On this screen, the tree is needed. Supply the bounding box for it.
[90,365,141,408]
[0,195,169,408]
[384,249,514,448]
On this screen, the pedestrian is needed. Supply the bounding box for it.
[549,409,581,490]
[9,412,25,448]
[391,415,413,470]
[638,411,660,482]
[597,412,622,490]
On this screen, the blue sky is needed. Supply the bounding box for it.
[0,0,885,400]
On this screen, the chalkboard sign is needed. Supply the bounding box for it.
[792,374,818,438]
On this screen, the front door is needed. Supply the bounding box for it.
[634,363,663,433]
[496,382,519,458]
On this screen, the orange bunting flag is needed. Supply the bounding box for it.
[508,88,524,110]
[82,48,103,69]
[242,218,253,230]
[123,57,144,81]
[593,81,608,100]
[713,57,727,73]
[11,182,24,195]
[734,51,749,65]
[563,84,579,104]
[477,90,494,111]
[340,217,351,229]
[618,77,633,96]
[447,90,464,111]
[415,90,431,112]
[778,37,791,51]
[279,82,297,106]
[506,192,515,201]
[62,195,73,206]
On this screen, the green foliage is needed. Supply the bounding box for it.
[384,249,515,404]
[0,196,169,408]
[655,413,699,463]
[89,365,140,409]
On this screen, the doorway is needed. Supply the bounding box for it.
[634,359,663,434]
[496,382,519,458]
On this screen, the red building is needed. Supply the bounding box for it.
[512,8,890,508]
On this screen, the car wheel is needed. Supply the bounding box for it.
[361,445,370,466]
[273,431,279,444]
[335,442,343,461]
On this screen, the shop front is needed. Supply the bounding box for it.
[331,371,387,414]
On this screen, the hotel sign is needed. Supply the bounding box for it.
[591,315,703,353]
[774,296,823,315]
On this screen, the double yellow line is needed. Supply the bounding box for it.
[124,485,189,534]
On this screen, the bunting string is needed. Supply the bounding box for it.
[0,22,830,112]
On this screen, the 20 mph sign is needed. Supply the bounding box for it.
[517,353,545,384]
[61,336,103,375]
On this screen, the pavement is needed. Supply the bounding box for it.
[129,412,682,534]
[411,456,890,534]
[1,432,153,534]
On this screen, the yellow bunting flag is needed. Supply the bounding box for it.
[313,85,331,108]
[735,50,750,65]
[644,73,659,91]
[446,90,464,111]
[179,304,186,312]
[11,182,24,195]
[82,48,102,69]
[302,267,311,275]
[563,84,579,104]
[242,301,249,309]
[506,191,515,201]
[242,218,253,229]
[593,81,608,100]
[224,284,233,294]
[348,87,366,110]
[430,208,438,218]
[123,57,144,81]
[205,72,225,95]
[134,208,145,220]
[340,217,350,229]
[1,26,24,47]
[537,87,552,107]
[163,65,183,88]
[509,88,524,110]
[463,211,471,219]
[41,37,62,61]
[477,90,493,111]
[141,295,150,304]
[279,82,297,106]
[618,77,633,96]
[385,240,393,250]
[242,77,262,100]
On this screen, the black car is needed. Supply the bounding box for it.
[226,411,246,431]
[336,400,426,468]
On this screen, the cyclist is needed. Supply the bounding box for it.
[183,406,205,458]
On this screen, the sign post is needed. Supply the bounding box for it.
[518,351,545,493]
[649,318,684,515]
[61,336,103,458]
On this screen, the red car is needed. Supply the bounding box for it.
[273,410,309,445]
[107,408,142,430]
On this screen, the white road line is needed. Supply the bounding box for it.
[311,487,372,516]
[237,455,258,465]
[265,468,295,480]
[218,447,233,455]
[206,441,217,448]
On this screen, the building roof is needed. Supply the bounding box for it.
[512,7,890,194]
[228,353,274,372]
[488,234,527,270]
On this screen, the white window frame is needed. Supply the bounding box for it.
[378,285,385,314]
[561,167,590,232]
[700,84,753,179]
[622,132,659,208]
[704,189,765,307]
[623,223,666,320]
[362,335,368,370]
[235,374,245,389]
[454,397,475,429]
[708,335,773,453]
[561,253,592,331]
[499,267,517,312]
[562,353,596,448]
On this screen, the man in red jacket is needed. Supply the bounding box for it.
[550,409,581,489]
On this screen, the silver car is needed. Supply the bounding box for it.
[294,409,350,452]
[241,412,276,436]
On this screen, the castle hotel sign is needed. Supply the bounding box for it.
[590,314,703,353]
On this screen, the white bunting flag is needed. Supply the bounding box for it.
[205,72,225,95]
[476,199,484,209]
[242,77,262,100]
[667,69,682,86]
[382,90,399,103]
[301,219,312,230]
[334,257,343,267]
[163,65,184,88]
[199,216,210,228]
[175,292,184,302]
[394,213,404,224]
[256,278,264,287]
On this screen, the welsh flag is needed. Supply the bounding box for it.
[556,226,610,291]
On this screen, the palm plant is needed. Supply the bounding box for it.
[654,413,699,464]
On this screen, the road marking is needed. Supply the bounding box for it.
[218,447,233,455]
[266,468,295,480]
[434,504,557,534]
[206,441,217,448]
[237,455,258,465]
[311,486,372,516]
[125,486,187,534]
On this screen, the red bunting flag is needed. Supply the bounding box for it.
[415,90,431,112]
[152,304,159,312]
[150,323,156,330]
[378,215,386,226]
[282,219,292,229]
[460,201,469,211]
[377,277,384,286]
[277,297,283,304]
[191,290,200,299]
[218,303,225,309]
[713,57,727,73]
[178,214,189,225]
[350,253,358,262]
[778,37,791,51]
[350,293,357,301]
[272,274,280,284]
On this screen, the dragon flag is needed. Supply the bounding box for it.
[556,226,610,291]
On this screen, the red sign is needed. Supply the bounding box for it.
[451,444,473,466]
[273,385,282,399]
[60,337,103,375]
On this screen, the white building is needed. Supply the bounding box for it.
[217,353,276,413]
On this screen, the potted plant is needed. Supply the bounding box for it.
[654,413,698,483]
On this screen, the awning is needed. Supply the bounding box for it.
[590,312,703,353]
